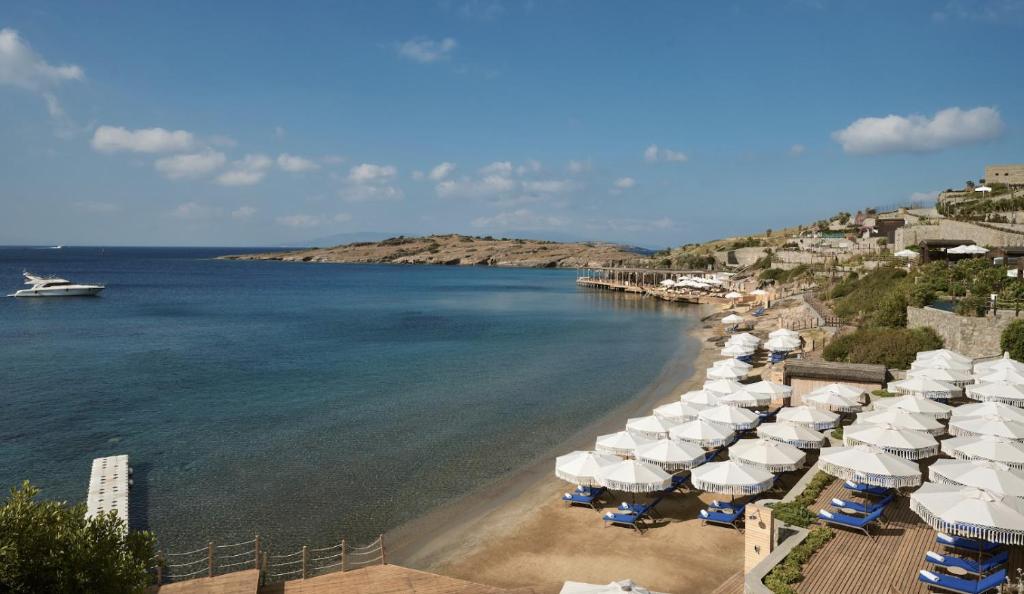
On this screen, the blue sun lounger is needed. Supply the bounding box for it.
[925,549,1008,576]
[831,494,893,515]
[918,568,1006,594]
[603,510,648,534]
[700,504,746,530]
[752,307,765,317]
[666,474,690,492]
[561,486,606,510]
[936,533,1003,554]
[843,480,891,497]
[618,494,665,519]
[817,507,883,538]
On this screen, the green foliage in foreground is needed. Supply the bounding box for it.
[769,472,834,529]
[764,527,835,594]
[1002,320,1024,363]
[760,264,811,284]
[823,326,943,369]
[0,481,155,593]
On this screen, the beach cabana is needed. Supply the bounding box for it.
[965,381,1024,406]
[680,389,720,408]
[818,445,922,488]
[871,395,953,420]
[698,404,760,431]
[669,419,735,448]
[597,459,672,494]
[775,406,840,431]
[887,376,960,401]
[703,379,745,396]
[854,409,945,436]
[842,424,939,459]
[952,401,1024,424]
[691,460,776,497]
[652,401,703,424]
[555,450,622,487]
[718,389,772,410]
[911,482,1024,545]
[634,439,707,471]
[974,352,1024,376]
[941,435,1024,470]
[757,422,828,449]
[625,415,681,440]
[596,431,654,456]
[728,438,805,472]
[947,416,1024,441]
[930,459,1024,499]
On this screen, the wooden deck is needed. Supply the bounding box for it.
[796,480,1024,594]
[257,565,532,594]
[149,569,259,594]
[708,571,743,594]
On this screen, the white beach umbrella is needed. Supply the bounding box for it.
[725,291,743,300]
[776,406,840,431]
[757,422,828,449]
[560,580,663,594]
[888,376,960,400]
[728,332,761,347]
[948,416,1024,441]
[765,336,801,352]
[769,328,800,340]
[806,383,866,400]
[721,313,743,325]
[728,438,806,472]
[804,390,863,413]
[911,482,1024,545]
[691,460,776,496]
[626,415,681,440]
[911,357,972,372]
[917,348,972,365]
[955,244,990,255]
[930,459,1024,499]
[855,409,945,436]
[669,419,735,448]
[942,435,1024,471]
[598,459,672,494]
[952,401,1024,424]
[595,431,654,456]
[712,358,753,372]
[718,389,773,409]
[974,186,993,193]
[894,249,919,259]
[747,380,793,399]
[818,445,922,488]
[872,395,953,420]
[659,279,675,287]
[707,365,747,381]
[681,389,720,408]
[909,366,974,386]
[555,450,622,487]
[721,343,755,358]
[699,404,760,431]
[652,400,703,423]
[974,352,1024,376]
[843,424,939,459]
[975,368,1024,385]
[634,439,707,471]
[965,381,1024,406]
[750,289,769,296]
[703,379,746,396]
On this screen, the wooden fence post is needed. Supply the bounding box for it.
[254,536,260,570]
[301,545,308,579]
[380,534,386,565]
[155,551,163,585]
[341,538,347,572]
[207,542,214,578]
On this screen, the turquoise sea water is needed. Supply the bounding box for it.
[0,247,700,554]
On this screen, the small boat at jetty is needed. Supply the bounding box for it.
[9,271,105,297]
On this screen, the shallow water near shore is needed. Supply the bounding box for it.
[0,247,701,555]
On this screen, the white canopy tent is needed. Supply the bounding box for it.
[894,249,920,259]
[707,365,748,381]
[722,313,743,326]
[947,244,989,255]
[804,390,863,413]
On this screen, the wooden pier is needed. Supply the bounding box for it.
[575,267,737,305]
[86,455,131,525]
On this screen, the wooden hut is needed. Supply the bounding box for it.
[782,360,888,405]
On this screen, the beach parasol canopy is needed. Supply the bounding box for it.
[659,279,676,287]
[718,388,773,409]
[818,445,922,488]
[930,459,1024,499]
[948,416,1024,441]
[690,460,776,496]
[974,352,1024,376]
[669,419,735,448]
[947,244,989,255]
[974,368,1024,385]
[776,406,840,431]
[721,313,743,325]
[560,580,663,594]
[707,365,748,381]
[910,482,1024,545]
[728,332,761,346]
[965,381,1024,406]
[888,376,960,400]
[750,289,769,296]
[769,328,800,340]
[917,348,972,366]
[721,343,755,358]
[712,358,753,372]
[595,431,655,456]
[625,415,681,440]
[634,439,707,471]
[681,389,720,408]
[911,357,972,372]
[842,423,939,459]
[872,395,953,420]
[746,380,793,398]
[728,438,806,472]
[894,249,920,259]
[765,336,801,352]
[952,401,1024,424]
[598,459,672,493]
[855,408,946,436]
[908,366,974,386]
[653,400,703,423]
[703,379,746,396]
[804,390,863,413]
[806,382,866,400]
[942,435,1024,471]
[699,404,760,431]
[757,421,828,449]
[555,450,622,487]
[725,291,743,300]
[974,186,993,193]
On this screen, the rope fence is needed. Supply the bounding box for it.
[150,534,386,585]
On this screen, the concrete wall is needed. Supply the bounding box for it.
[906,306,1021,358]
[895,218,1024,250]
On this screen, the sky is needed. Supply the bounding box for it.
[1,0,1023,248]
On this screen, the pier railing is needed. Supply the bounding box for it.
[151,534,385,584]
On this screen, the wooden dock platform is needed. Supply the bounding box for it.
[86,454,131,524]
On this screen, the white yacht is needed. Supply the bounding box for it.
[9,272,105,297]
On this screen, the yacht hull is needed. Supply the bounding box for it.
[12,286,104,297]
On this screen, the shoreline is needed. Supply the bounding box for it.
[385,300,720,572]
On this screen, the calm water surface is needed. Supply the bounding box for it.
[0,247,700,553]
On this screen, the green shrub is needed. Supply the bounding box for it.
[831,426,843,440]
[769,472,834,528]
[823,326,943,369]
[764,527,835,594]
[1002,320,1024,362]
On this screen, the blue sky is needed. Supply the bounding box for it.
[1,0,1022,247]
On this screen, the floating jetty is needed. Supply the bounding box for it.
[86,455,131,524]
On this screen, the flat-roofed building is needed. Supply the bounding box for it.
[986,164,1024,186]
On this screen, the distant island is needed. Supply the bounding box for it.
[219,234,652,268]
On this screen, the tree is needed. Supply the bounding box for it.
[1002,320,1024,362]
[0,481,155,593]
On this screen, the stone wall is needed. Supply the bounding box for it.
[896,218,1024,250]
[986,164,1024,186]
[906,306,1021,358]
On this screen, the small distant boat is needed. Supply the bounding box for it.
[9,271,105,297]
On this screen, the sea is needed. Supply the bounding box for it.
[0,246,701,555]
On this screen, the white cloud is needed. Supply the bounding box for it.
[644,144,688,163]
[428,161,456,181]
[567,159,591,174]
[217,154,273,186]
[480,161,513,175]
[321,154,346,165]
[613,177,636,189]
[231,206,257,220]
[663,149,688,162]
[437,175,516,199]
[348,163,397,183]
[154,150,226,179]
[522,179,576,194]
[832,106,1004,155]
[644,145,659,162]
[0,28,84,92]
[341,163,401,201]
[74,200,120,213]
[471,209,568,229]
[397,37,457,63]
[789,144,807,156]
[276,214,322,228]
[334,212,353,223]
[516,160,541,176]
[170,201,220,221]
[277,153,321,172]
[92,126,195,153]
[207,134,237,148]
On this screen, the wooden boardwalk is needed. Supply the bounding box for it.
[708,571,743,594]
[149,570,259,594]
[796,480,1023,594]
[257,565,534,594]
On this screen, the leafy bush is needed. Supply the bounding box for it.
[761,264,810,284]
[823,326,943,369]
[1002,320,1024,362]
[770,472,834,528]
[831,427,843,440]
[764,527,835,594]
